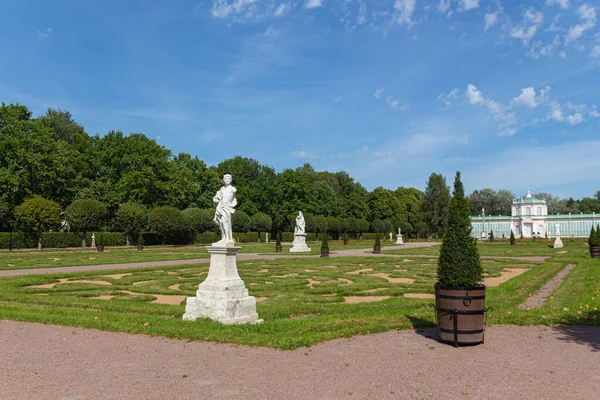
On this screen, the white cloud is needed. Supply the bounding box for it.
[291,150,317,158]
[590,44,600,58]
[484,13,499,31]
[438,88,459,106]
[589,109,600,117]
[273,3,292,17]
[565,4,597,43]
[37,28,52,41]
[497,128,517,136]
[211,0,258,18]
[305,0,322,9]
[374,88,384,99]
[547,0,570,9]
[510,25,538,43]
[466,84,484,105]
[386,95,408,111]
[512,86,550,108]
[264,26,278,36]
[394,0,416,26]
[357,1,367,25]
[548,101,564,121]
[524,9,544,25]
[567,113,585,125]
[460,0,479,11]
[437,0,451,15]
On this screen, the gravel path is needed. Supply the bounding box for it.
[518,264,577,309]
[0,242,440,277]
[1,320,598,400]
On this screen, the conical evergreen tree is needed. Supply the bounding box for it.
[437,172,482,288]
[589,226,595,246]
[510,229,515,245]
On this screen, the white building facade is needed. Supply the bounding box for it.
[471,190,599,239]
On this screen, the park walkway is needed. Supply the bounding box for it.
[0,242,441,277]
[1,320,598,399]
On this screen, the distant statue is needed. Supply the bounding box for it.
[555,223,560,237]
[294,211,306,234]
[389,232,393,241]
[398,228,402,236]
[213,174,237,246]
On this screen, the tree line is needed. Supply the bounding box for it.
[1,102,598,245]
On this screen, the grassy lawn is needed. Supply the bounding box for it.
[1,246,597,349]
[0,240,404,270]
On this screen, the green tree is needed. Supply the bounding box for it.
[65,199,108,248]
[437,172,482,288]
[368,187,398,221]
[232,210,250,233]
[14,197,62,250]
[148,206,183,245]
[421,173,450,238]
[468,188,514,216]
[0,103,77,209]
[249,212,272,239]
[182,207,213,237]
[115,203,147,246]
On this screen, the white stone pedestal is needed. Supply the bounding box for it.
[290,233,311,253]
[183,246,262,325]
[553,237,563,249]
[395,234,404,245]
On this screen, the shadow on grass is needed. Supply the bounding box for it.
[554,310,600,352]
[406,314,437,343]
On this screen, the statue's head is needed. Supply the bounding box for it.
[223,174,232,184]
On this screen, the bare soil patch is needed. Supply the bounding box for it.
[89,295,116,300]
[255,297,268,302]
[343,296,391,304]
[150,295,187,305]
[368,273,414,284]
[346,268,373,275]
[104,273,132,279]
[404,293,435,299]
[306,278,321,288]
[337,278,353,285]
[362,288,388,293]
[28,278,112,289]
[258,269,268,273]
[168,284,181,291]
[484,268,528,287]
[272,273,298,278]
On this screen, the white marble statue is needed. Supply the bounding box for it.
[555,223,561,237]
[294,211,306,234]
[91,233,96,248]
[398,228,402,236]
[213,174,237,247]
[389,232,393,241]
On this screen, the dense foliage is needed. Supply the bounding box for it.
[437,172,482,288]
[589,226,600,247]
[1,102,598,245]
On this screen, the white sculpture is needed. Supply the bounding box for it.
[395,227,404,245]
[91,233,96,248]
[290,211,311,253]
[212,174,237,247]
[398,228,402,236]
[555,223,561,237]
[294,211,306,234]
[553,223,563,248]
[183,174,262,325]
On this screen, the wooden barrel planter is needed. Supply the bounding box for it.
[434,284,489,347]
[591,246,600,258]
[275,245,282,253]
[320,248,329,258]
[96,246,105,253]
[373,245,381,254]
[137,245,144,251]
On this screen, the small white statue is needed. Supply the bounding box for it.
[294,211,306,234]
[398,228,402,236]
[555,223,561,237]
[212,174,237,246]
[91,233,96,248]
[389,232,393,241]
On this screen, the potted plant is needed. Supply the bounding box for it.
[373,234,381,254]
[510,229,516,246]
[434,172,486,347]
[320,234,329,258]
[489,230,494,242]
[342,232,349,246]
[275,232,282,253]
[137,232,145,251]
[589,226,600,258]
[96,231,105,253]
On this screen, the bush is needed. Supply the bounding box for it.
[195,231,219,244]
[148,206,184,245]
[374,234,381,247]
[137,232,145,246]
[437,172,482,288]
[590,226,600,246]
[65,199,108,247]
[321,233,329,249]
[276,232,282,246]
[0,231,127,249]
[232,210,250,233]
[116,203,147,243]
[510,229,516,244]
[250,212,272,233]
[14,197,62,249]
[182,208,213,242]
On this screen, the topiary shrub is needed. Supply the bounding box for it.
[138,232,145,246]
[276,231,282,246]
[14,197,62,251]
[65,199,108,248]
[437,172,482,288]
[489,230,494,242]
[321,233,329,249]
[147,206,184,245]
[374,234,381,247]
[510,229,516,246]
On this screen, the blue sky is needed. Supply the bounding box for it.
[1,0,599,199]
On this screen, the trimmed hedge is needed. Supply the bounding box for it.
[0,232,127,249]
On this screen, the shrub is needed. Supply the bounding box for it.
[65,199,108,247]
[250,212,272,234]
[137,232,145,246]
[148,206,184,245]
[590,226,600,246]
[232,210,250,233]
[182,208,213,242]
[489,230,494,242]
[510,229,515,245]
[276,232,282,246]
[437,171,482,288]
[374,234,381,247]
[116,203,147,246]
[14,197,62,250]
[321,233,329,249]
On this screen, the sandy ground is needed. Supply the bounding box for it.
[1,320,599,400]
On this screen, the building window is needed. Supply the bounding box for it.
[537,207,541,216]
[526,207,531,216]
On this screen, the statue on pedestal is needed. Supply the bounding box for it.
[290,211,311,253]
[212,174,237,247]
[294,211,306,234]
